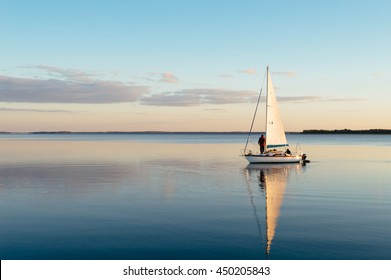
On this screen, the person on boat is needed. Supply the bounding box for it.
[258,134,266,154]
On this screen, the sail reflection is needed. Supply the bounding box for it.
[244,164,300,257]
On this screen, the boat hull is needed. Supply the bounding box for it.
[245,154,301,164]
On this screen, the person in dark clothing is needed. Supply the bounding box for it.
[258,134,266,154]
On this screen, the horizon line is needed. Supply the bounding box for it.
[1,128,391,135]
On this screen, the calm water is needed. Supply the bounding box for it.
[0,133,390,260]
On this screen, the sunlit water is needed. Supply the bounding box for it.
[0,133,390,260]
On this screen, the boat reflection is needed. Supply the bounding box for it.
[244,164,300,257]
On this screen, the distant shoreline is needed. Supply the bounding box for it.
[302,129,391,134]
[1,129,391,135]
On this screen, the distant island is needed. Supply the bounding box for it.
[27,131,248,134]
[302,129,391,134]
[30,131,72,134]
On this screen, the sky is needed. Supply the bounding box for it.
[1,0,390,132]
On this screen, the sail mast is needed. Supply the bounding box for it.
[265,66,269,148]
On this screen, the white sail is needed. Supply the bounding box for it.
[265,68,288,149]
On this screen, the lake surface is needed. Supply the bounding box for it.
[0,133,390,260]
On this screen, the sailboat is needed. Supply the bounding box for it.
[244,66,305,164]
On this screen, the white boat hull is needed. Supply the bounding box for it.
[245,154,301,164]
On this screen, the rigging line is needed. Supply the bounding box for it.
[265,66,269,142]
[244,69,267,154]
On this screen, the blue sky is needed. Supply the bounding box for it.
[1,0,390,131]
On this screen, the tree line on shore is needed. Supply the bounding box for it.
[302,129,391,134]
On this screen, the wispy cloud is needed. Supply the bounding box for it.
[159,72,179,83]
[277,96,320,103]
[142,72,179,83]
[273,71,297,77]
[219,74,233,79]
[140,89,258,106]
[239,68,256,75]
[1,66,363,106]
[0,107,73,113]
[140,89,365,107]
[277,96,364,103]
[325,98,365,102]
[34,65,94,81]
[140,91,200,106]
[372,72,383,77]
[0,72,149,104]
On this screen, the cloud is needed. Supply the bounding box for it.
[0,74,149,104]
[219,74,233,79]
[277,96,320,103]
[1,66,363,106]
[140,92,200,106]
[239,68,257,75]
[141,72,179,83]
[140,89,257,106]
[139,89,365,107]
[0,107,73,113]
[159,72,178,83]
[34,65,94,81]
[273,71,297,77]
[325,98,365,102]
[277,96,364,103]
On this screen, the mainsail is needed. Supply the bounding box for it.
[265,68,288,149]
